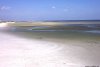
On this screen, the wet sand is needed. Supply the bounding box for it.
[0,30,100,67]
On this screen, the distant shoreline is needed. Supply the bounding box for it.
[1,20,100,22]
[43,20,100,22]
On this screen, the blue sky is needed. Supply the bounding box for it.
[0,0,100,21]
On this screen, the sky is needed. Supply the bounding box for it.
[0,0,100,21]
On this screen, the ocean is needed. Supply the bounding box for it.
[3,22,99,43]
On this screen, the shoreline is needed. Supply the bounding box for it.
[0,31,100,67]
[2,30,100,50]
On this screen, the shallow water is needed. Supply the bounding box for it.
[0,23,100,67]
[2,24,100,43]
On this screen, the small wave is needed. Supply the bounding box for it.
[84,30,100,34]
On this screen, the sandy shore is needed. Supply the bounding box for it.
[0,31,100,67]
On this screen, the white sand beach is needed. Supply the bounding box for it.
[0,31,100,67]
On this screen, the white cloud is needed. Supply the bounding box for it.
[0,6,11,11]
